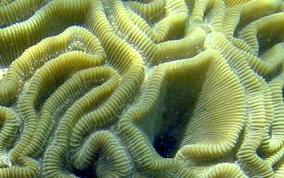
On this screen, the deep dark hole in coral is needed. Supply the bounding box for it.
[153,69,204,158]
[153,88,197,158]
[73,165,97,178]
[153,111,189,158]
[256,149,264,159]
[258,34,282,56]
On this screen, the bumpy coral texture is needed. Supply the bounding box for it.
[0,0,284,177]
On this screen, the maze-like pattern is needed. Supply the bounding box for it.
[0,0,284,177]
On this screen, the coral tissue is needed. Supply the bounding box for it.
[0,0,284,177]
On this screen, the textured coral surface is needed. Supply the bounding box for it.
[0,0,284,177]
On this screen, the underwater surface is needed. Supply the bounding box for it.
[0,0,284,177]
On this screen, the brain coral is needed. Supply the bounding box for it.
[0,0,284,177]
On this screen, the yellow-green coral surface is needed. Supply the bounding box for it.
[0,0,284,177]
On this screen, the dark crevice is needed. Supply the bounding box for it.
[153,111,190,158]
[258,34,282,56]
[153,82,201,158]
[73,166,97,178]
[72,151,99,178]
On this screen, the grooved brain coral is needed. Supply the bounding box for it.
[0,0,284,177]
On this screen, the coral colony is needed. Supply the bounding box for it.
[0,0,284,177]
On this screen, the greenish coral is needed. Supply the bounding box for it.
[0,0,284,177]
